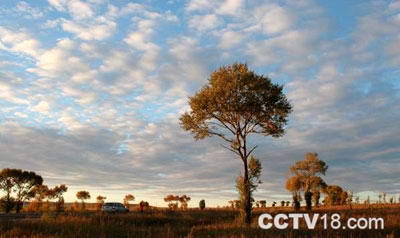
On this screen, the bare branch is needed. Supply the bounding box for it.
[208,131,233,144]
[220,144,241,157]
[247,145,258,156]
[210,113,237,135]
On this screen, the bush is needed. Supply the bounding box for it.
[199,200,205,210]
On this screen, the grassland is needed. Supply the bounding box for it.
[0,205,399,238]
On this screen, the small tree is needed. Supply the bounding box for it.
[234,200,241,209]
[123,194,135,208]
[312,191,321,207]
[286,153,328,210]
[347,191,353,208]
[139,201,149,212]
[236,156,262,214]
[76,191,90,210]
[96,195,107,211]
[47,185,68,212]
[179,195,191,209]
[180,63,292,224]
[383,192,387,203]
[323,185,347,206]
[199,199,206,210]
[31,185,50,211]
[164,195,179,210]
[286,176,302,210]
[259,200,266,208]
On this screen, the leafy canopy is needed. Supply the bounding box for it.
[287,153,328,192]
[180,63,292,160]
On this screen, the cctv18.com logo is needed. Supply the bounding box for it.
[258,213,384,230]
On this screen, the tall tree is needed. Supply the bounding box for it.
[180,63,292,224]
[286,153,328,210]
[0,169,43,213]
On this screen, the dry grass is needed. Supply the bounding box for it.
[0,206,398,238]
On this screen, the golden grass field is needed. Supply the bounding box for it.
[0,204,399,238]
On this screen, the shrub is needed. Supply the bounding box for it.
[199,200,206,210]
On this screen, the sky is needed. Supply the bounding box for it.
[0,0,399,207]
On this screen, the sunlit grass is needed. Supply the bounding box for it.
[0,206,398,238]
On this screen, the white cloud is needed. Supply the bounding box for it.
[389,0,400,10]
[119,3,147,15]
[0,81,29,105]
[0,27,42,57]
[48,0,94,20]
[28,38,88,77]
[62,85,98,104]
[217,0,244,15]
[62,18,116,40]
[43,19,62,28]
[186,0,215,12]
[47,0,68,11]
[246,29,317,70]
[188,14,222,31]
[16,1,44,19]
[218,30,244,49]
[255,4,294,35]
[32,101,52,115]
[14,112,28,118]
[124,19,160,71]
[69,0,94,19]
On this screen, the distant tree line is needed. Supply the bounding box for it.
[0,168,153,213]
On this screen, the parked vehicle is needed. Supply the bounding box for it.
[101,202,129,213]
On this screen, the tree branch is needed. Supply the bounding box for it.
[247,145,258,156]
[220,144,241,157]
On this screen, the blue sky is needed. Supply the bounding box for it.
[0,0,399,207]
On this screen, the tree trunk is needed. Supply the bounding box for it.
[293,194,300,211]
[243,159,252,224]
[5,192,11,214]
[15,201,21,213]
[305,191,312,210]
